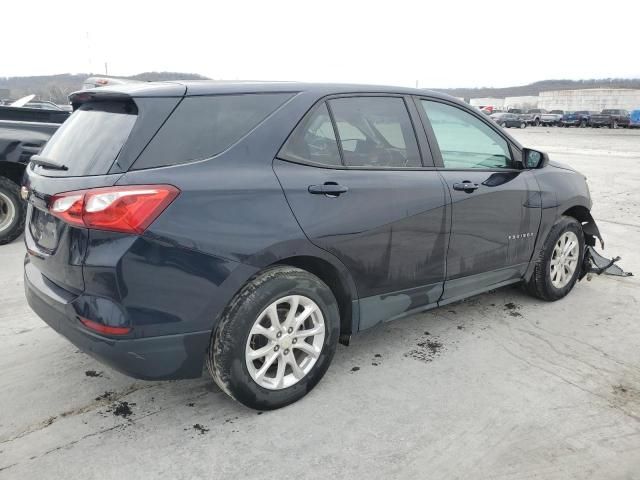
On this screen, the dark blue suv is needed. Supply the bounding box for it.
[23,82,603,409]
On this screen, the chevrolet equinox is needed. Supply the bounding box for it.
[23,82,603,409]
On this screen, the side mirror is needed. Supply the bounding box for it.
[523,148,549,169]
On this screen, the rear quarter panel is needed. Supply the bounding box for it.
[113,91,359,335]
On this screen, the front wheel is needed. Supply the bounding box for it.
[0,177,26,245]
[207,266,339,410]
[520,122,526,129]
[525,216,584,301]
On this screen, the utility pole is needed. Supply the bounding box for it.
[105,62,108,76]
[86,32,93,74]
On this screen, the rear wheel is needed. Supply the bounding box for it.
[611,119,618,129]
[207,266,339,410]
[499,122,507,128]
[525,216,584,301]
[520,122,526,129]
[534,119,540,127]
[580,119,587,128]
[0,177,25,245]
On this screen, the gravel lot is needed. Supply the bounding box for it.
[1,127,639,479]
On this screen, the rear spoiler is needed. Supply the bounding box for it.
[69,83,186,111]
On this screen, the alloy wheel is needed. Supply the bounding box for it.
[245,295,325,390]
[550,231,580,289]
[0,191,16,233]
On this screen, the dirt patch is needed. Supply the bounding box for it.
[610,384,640,416]
[504,302,523,317]
[95,391,116,401]
[84,370,103,378]
[192,424,209,434]
[405,334,444,363]
[371,353,383,366]
[109,401,135,418]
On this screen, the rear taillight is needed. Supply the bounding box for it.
[49,185,179,234]
[79,317,131,335]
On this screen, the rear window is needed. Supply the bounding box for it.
[37,101,137,176]
[132,93,292,170]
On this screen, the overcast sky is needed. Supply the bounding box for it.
[2,0,637,88]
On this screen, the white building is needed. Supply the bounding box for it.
[538,89,640,111]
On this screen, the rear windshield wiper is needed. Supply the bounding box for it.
[30,155,68,171]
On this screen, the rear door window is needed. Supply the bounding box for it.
[132,93,292,170]
[328,97,421,168]
[36,101,137,177]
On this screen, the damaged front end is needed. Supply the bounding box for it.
[579,217,633,280]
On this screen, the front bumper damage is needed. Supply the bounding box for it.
[579,218,633,280]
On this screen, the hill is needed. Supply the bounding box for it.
[0,72,210,103]
[2,74,639,104]
[432,78,640,99]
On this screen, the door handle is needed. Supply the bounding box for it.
[308,183,348,196]
[453,181,479,192]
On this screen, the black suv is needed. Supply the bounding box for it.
[590,109,631,128]
[24,82,603,410]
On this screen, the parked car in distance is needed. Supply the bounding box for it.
[24,82,603,410]
[521,108,548,126]
[490,112,526,128]
[0,104,68,244]
[560,111,596,128]
[590,109,631,128]
[540,110,564,126]
[23,101,65,111]
[629,109,640,128]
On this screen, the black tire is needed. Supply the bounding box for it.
[580,119,587,128]
[534,119,540,127]
[525,216,585,301]
[0,177,26,245]
[207,265,339,410]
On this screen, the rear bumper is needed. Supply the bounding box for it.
[25,261,210,380]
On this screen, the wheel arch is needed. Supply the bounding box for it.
[0,161,26,186]
[273,255,358,341]
[561,205,603,249]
